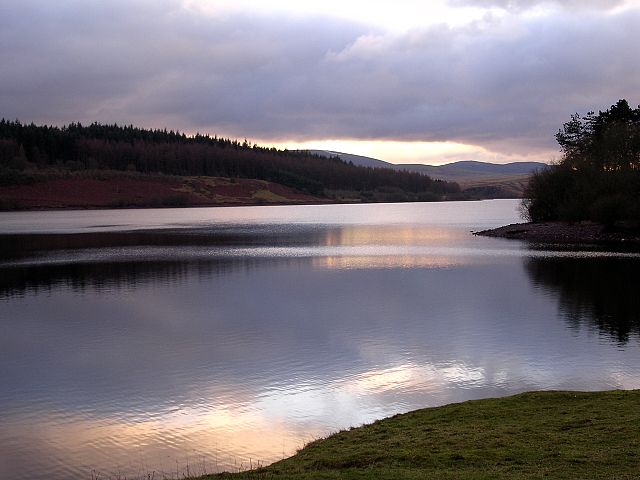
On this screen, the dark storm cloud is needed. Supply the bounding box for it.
[1,0,638,156]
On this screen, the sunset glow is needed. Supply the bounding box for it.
[274,139,551,164]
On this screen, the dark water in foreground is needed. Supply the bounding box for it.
[1,200,639,479]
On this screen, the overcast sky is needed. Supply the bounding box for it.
[1,0,638,164]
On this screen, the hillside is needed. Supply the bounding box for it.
[0,171,323,210]
[310,150,546,198]
[0,121,461,210]
[399,160,545,176]
[398,161,545,198]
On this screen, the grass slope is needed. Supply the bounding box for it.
[208,390,640,479]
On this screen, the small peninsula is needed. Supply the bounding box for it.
[480,100,640,244]
[476,221,640,244]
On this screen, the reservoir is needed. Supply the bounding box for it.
[1,199,639,479]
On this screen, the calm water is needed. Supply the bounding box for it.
[1,200,639,479]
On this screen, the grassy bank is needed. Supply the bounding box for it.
[206,390,640,479]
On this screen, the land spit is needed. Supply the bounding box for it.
[475,221,640,245]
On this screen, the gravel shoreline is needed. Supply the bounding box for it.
[475,221,640,244]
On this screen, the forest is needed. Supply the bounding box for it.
[524,99,640,225]
[0,120,460,203]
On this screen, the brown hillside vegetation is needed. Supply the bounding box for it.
[0,173,322,210]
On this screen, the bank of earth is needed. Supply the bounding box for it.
[202,390,640,480]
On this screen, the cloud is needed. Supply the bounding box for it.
[448,0,627,11]
[0,0,639,160]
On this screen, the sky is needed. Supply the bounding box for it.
[1,0,639,165]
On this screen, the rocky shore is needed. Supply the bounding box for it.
[475,221,640,244]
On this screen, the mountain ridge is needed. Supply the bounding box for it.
[305,150,546,198]
[305,150,545,175]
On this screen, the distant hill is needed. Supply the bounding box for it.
[308,150,544,176]
[308,150,546,198]
[305,150,391,169]
[398,160,545,177]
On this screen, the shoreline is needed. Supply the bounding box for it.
[199,390,640,479]
[0,198,344,212]
[0,171,515,212]
[0,196,509,214]
[0,197,472,213]
[475,221,640,245]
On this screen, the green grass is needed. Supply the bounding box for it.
[203,390,640,480]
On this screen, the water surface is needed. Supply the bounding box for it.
[1,200,639,479]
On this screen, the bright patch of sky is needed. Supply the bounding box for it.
[183,0,490,31]
[274,139,546,165]
[184,0,638,31]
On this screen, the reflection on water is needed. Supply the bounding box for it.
[321,225,460,246]
[0,258,278,299]
[0,222,491,298]
[525,257,640,344]
[1,200,640,480]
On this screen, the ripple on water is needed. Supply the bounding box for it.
[2,201,640,479]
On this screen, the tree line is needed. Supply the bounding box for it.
[0,120,460,200]
[524,99,640,224]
